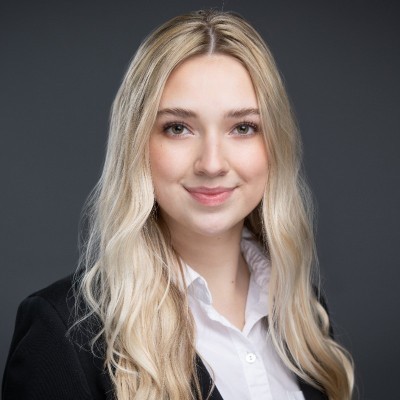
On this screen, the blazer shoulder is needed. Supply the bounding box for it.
[3,274,113,400]
[27,274,76,322]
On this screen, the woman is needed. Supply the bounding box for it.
[2,9,354,400]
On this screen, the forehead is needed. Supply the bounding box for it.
[159,54,258,111]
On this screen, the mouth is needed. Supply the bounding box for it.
[184,186,235,206]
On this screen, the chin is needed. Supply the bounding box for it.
[189,218,244,238]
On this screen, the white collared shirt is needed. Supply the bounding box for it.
[184,228,305,400]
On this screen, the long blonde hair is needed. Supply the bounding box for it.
[75,9,354,400]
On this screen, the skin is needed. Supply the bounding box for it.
[149,54,268,329]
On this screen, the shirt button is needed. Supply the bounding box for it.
[245,352,257,363]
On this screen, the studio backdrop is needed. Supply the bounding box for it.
[1,1,399,399]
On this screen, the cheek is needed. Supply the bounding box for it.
[149,140,186,191]
[238,142,269,185]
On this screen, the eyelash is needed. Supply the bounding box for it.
[232,121,259,136]
[162,121,191,137]
[162,121,260,137]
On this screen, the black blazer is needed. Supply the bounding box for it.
[2,275,328,400]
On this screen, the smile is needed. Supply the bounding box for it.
[185,186,235,206]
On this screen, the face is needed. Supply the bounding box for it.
[149,54,268,238]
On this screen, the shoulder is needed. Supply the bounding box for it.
[9,274,79,349]
[7,274,78,359]
[30,273,75,304]
[23,274,76,324]
[2,274,113,400]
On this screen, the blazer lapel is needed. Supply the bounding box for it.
[195,355,223,400]
[297,378,328,400]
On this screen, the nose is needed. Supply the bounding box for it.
[194,134,229,177]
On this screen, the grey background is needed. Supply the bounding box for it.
[1,0,399,399]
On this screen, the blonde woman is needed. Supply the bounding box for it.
[3,9,354,400]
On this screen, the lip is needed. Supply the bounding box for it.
[185,186,235,206]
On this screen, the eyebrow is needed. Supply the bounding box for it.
[156,107,260,119]
[157,108,197,118]
[225,108,260,118]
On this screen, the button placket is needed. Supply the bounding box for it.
[245,352,257,364]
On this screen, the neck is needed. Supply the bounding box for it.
[164,219,250,330]
[170,222,244,284]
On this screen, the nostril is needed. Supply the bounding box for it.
[194,152,229,177]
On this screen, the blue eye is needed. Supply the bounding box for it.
[233,122,259,136]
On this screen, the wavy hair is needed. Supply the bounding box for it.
[74,9,354,400]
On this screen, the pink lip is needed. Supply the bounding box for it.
[185,186,235,206]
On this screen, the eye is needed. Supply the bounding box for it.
[163,122,191,137]
[232,122,259,136]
